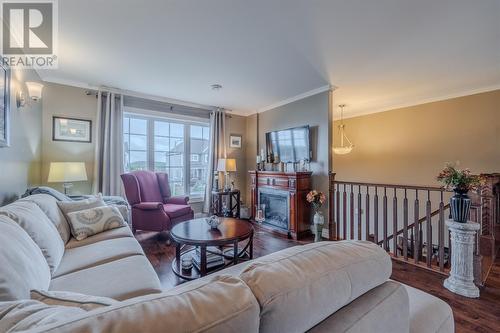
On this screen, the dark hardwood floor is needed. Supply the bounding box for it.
[136,226,500,333]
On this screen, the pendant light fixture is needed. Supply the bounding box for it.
[333,104,354,155]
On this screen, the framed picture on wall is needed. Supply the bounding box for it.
[0,63,11,147]
[229,134,242,148]
[53,116,92,143]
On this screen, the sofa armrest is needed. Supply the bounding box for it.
[133,202,164,211]
[164,196,190,205]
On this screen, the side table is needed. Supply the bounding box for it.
[211,189,240,218]
[443,220,480,298]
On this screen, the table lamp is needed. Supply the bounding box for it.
[217,158,237,191]
[48,162,88,195]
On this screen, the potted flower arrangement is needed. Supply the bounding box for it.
[306,190,326,242]
[437,163,484,223]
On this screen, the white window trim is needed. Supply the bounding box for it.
[124,110,209,201]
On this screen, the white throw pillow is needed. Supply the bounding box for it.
[0,201,65,274]
[57,194,105,219]
[30,290,117,311]
[66,206,127,241]
[0,216,51,301]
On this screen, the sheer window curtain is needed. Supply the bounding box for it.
[93,91,124,196]
[203,110,226,213]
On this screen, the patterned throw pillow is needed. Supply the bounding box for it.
[57,194,106,220]
[66,206,126,241]
[30,290,117,311]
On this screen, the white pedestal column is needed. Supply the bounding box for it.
[443,220,480,298]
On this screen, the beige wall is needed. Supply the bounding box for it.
[0,69,43,205]
[251,91,331,218]
[332,90,500,186]
[41,83,96,194]
[225,114,247,203]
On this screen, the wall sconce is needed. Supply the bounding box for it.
[17,81,44,108]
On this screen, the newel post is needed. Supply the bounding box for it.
[329,172,336,240]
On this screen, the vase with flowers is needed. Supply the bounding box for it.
[437,163,484,223]
[306,190,327,242]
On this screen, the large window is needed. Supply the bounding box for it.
[123,114,210,198]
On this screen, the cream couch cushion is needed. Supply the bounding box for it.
[57,194,105,218]
[50,255,162,300]
[0,201,65,274]
[65,225,133,249]
[31,290,117,311]
[405,284,454,333]
[239,241,392,333]
[19,194,71,244]
[34,275,260,333]
[0,300,85,332]
[0,216,51,301]
[54,237,145,278]
[308,281,410,333]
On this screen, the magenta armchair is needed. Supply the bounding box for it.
[121,171,194,234]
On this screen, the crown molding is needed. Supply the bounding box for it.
[254,84,334,115]
[334,84,500,121]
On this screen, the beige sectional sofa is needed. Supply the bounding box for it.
[0,194,454,333]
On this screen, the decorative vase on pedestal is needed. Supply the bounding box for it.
[313,211,324,242]
[450,189,471,223]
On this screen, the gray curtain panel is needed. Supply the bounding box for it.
[93,91,124,196]
[203,110,226,213]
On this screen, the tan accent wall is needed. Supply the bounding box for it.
[41,83,97,195]
[332,90,500,186]
[225,114,247,203]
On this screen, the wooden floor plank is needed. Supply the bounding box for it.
[136,227,500,333]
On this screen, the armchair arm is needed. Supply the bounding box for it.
[133,202,165,211]
[164,196,190,205]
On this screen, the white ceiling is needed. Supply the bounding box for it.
[39,0,500,117]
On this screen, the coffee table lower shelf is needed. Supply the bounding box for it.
[172,246,252,281]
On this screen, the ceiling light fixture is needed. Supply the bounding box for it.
[333,104,354,155]
[211,84,222,91]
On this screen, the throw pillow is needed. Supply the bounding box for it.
[57,194,106,219]
[0,201,65,275]
[30,290,117,311]
[0,216,51,301]
[66,206,127,241]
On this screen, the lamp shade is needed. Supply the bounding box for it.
[26,81,44,101]
[217,158,237,172]
[48,162,88,183]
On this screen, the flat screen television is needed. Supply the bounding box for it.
[265,125,311,163]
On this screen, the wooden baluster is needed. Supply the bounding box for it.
[438,191,445,272]
[343,184,347,240]
[336,184,340,240]
[393,188,398,257]
[426,191,432,268]
[383,187,388,251]
[365,186,370,241]
[350,185,355,240]
[403,189,409,261]
[374,187,379,244]
[358,185,362,240]
[414,190,420,264]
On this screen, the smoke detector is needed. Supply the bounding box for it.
[211,84,222,91]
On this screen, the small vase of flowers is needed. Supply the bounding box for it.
[437,163,484,223]
[306,190,326,242]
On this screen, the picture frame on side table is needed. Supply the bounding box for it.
[0,63,11,148]
[229,134,242,148]
[53,116,92,143]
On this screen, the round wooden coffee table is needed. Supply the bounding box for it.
[170,217,254,280]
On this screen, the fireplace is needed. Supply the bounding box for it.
[258,188,290,231]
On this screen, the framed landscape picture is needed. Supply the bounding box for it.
[53,116,92,143]
[0,63,11,147]
[229,134,242,148]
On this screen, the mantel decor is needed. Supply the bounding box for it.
[437,163,484,223]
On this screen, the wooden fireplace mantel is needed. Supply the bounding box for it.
[249,170,312,240]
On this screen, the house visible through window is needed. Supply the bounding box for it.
[123,114,210,198]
